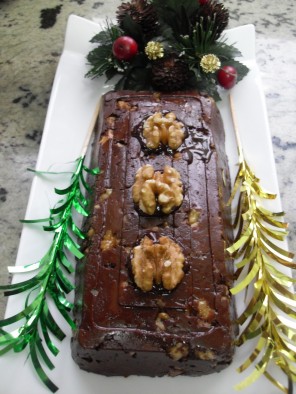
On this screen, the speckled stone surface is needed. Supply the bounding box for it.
[0,0,296,320]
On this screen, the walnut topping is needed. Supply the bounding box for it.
[99,188,112,202]
[131,236,185,292]
[106,116,116,128]
[155,312,169,331]
[152,92,161,102]
[100,129,113,145]
[87,227,95,238]
[117,100,138,111]
[173,152,182,160]
[100,230,119,251]
[143,112,185,150]
[195,349,215,361]
[168,342,189,361]
[188,209,200,226]
[196,299,215,321]
[132,164,183,215]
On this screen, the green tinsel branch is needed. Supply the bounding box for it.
[0,156,100,392]
[0,99,102,392]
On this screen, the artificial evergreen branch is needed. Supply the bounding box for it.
[227,94,296,393]
[85,0,249,97]
[0,101,101,392]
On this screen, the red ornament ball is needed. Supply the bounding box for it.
[112,36,138,61]
[199,0,208,5]
[217,65,238,89]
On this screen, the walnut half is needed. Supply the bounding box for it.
[132,164,183,215]
[131,236,185,292]
[143,112,185,150]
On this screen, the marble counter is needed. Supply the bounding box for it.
[1,0,296,324]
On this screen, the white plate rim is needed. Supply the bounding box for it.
[1,14,291,394]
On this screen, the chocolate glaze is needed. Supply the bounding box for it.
[71,91,237,377]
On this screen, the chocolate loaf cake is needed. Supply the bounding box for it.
[71,91,236,377]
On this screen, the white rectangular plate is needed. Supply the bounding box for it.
[1,15,290,394]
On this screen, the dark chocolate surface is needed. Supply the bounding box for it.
[72,91,236,377]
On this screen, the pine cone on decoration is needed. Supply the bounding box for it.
[116,0,159,40]
[193,0,229,41]
[151,55,191,92]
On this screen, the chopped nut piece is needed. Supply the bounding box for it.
[155,312,170,331]
[132,164,183,215]
[143,112,185,150]
[131,236,185,292]
[156,299,166,308]
[100,230,119,251]
[188,209,201,226]
[173,152,182,160]
[196,299,215,321]
[195,349,215,361]
[87,227,95,238]
[91,289,99,297]
[100,129,113,145]
[120,281,129,289]
[117,100,137,111]
[106,116,116,128]
[158,312,170,320]
[99,189,112,202]
[168,342,189,361]
[152,92,161,102]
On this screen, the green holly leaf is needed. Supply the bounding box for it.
[120,14,145,47]
[221,59,249,82]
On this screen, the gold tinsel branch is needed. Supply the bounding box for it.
[227,94,296,393]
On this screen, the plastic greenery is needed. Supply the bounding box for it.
[0,98,100,393]
[86,0,249,100]
[0,156,100,392]
[227,95,296,393]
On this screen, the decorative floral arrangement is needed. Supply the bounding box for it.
[86,0,249,100]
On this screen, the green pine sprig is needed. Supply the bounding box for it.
[0,156,100,393]
[85,20,124,80]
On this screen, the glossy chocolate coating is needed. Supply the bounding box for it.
[71,91,236,377]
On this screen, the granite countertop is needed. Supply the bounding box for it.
[0,0,296,325]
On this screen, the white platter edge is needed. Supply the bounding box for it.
[1,14,293,394]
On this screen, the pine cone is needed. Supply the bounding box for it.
[116,0,159,40]
[193,0,229,41]
[151,55,191,92]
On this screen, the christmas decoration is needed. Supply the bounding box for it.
[228,95,296,393]
[194,0,229,41]
[112,35,138,61]
[145,41,164,60]
[86,0,249,99]
[116,0,159,40]
[0,102,102,392]
[151,55,191,91]
[217,65,238,89]
[200,54,221,73]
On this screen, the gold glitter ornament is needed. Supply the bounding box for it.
[200,54,221,73]
[145,41,164,60]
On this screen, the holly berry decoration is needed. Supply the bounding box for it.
[112,36,138,61]
[217,65,238,89]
